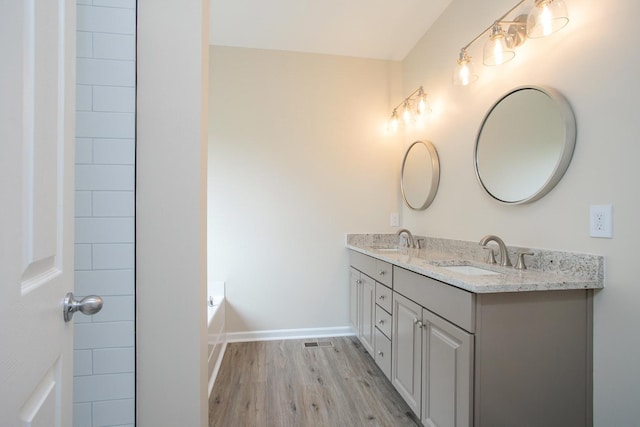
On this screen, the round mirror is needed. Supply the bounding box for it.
[401,140,440,210]
[475,86,576,204]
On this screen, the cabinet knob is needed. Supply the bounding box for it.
[378,319,385,325]
[377,351,384,356]
[413,318,424,329]
[356,279,362,284]
[378,270,386,276]
[378,295,386,300]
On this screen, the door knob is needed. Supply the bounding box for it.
[63,292,103,322]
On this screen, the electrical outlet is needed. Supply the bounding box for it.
[390,212,399,227]
[589,204,613,238]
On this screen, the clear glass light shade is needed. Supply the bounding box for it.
[453,51,479,86]
[389,110,399,132]
[402,101,412,124]
[527,0,569,38]
[483,26,515,66]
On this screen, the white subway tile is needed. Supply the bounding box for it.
[76,164,134,191]
[75,244,93,270]
[75,217,134,244]
[75,270,134,296]
[74,321,135,350]
[93,0,136,9]
[76,31,93,58]
[75,137,93,164]
[93,347,134,374]
[77,5,135,34]
[93,86,134,112]
[76,111,135,139]
[92,191,134,217]
[93,33,135,60]
[77,58,135,87]
[93,398,135,426]
[75,191,92,217]
[92,244,134,269]
[74,350,93,376]
[92,295,134,322]
[76,84,93,112]
[73,403,92,427]
[74,373,134,402]
[93,139,134,164]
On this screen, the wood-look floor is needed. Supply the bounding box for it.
[209,336,420,427]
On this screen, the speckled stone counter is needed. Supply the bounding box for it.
[346,234,604,293]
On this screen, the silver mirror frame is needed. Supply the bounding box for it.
[401,140,440,211]
[474,85,577,205]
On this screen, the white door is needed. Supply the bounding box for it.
[0,0,76,425]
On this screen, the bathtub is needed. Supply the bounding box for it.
[207,281,226,397]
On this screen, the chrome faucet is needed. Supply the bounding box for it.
[479,235,512,267]
[396,228,416,249]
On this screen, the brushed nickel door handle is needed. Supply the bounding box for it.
[63,292,103,322]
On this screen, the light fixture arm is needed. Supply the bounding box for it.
[459,0,528,52]
[390,86,425,114]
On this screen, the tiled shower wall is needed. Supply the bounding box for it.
[73,1,136,426]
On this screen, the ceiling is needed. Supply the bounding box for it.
[209,0,453,61]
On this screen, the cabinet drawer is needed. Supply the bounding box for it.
[350,250,393,287]
[375,259,393,287]
[394,266,476,333]
[374,328,392,380]
[375,305,392,339]
[375,282,392,313]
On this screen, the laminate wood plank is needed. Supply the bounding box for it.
[209,336,420,427]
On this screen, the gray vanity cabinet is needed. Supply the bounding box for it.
[391,265,592,427]
[349,267,360,330]
[391,292,422,415]
[420,307,473,427]
[391,291,473,427]
[350,252,394,378]
[349,267,375,355]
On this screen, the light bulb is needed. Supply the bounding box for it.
[527,0,569,38]
[453,49,478,86]
[389,110,399,132]
[402,101,412,124]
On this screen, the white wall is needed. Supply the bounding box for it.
[400,0,640,424]
[74,1,136,426]
[137,0,208,426]
[208,46,402,333]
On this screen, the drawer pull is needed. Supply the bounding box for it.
[378,295,386,300]
[378,319,385,325]
[377,351,384,357]
[378,270,386,276]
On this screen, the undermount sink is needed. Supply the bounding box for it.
[439,264,502,276]
[371,246,401,253]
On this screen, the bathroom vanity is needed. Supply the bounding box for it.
[347,234,603,427]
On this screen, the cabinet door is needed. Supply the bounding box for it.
[391,292,422,416]
[349,267,360,331]
[421,309,473,427]
[359,274,375,355]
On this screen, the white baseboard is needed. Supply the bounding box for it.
[226,326,356,343]
[208,340,227,397]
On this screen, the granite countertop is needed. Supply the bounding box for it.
[346,234,604,294]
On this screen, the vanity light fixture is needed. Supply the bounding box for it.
[387,86,432,133]
[453,0,570,86]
